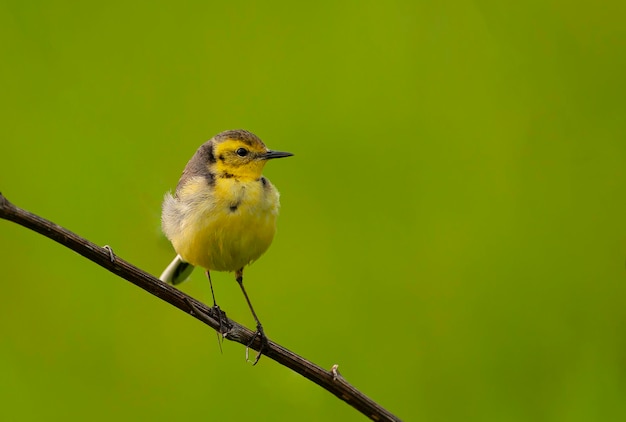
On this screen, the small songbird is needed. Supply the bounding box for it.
[160,129,292,363]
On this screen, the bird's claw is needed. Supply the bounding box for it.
[245,323,268,365]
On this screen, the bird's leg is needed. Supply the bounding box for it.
[236,268,268,365]
[206,270,227,350]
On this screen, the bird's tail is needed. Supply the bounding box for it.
[160,254,195,285]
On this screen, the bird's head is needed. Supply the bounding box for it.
[211,130,292,180]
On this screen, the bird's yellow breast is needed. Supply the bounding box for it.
[164,176,280,272]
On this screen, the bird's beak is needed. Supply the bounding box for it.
[261,150,294,160]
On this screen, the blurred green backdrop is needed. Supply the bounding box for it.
[1,1,625,421]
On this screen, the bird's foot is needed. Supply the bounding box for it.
[246,323,269,365]
[184,298,231,353]
[211,305,229,337]
[210,305,230,353]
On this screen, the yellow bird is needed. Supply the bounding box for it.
[160,129,292,362]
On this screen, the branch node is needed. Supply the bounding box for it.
[103,245,116,262]
[331,364,341,381]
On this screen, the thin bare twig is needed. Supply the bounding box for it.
[0,192,401,422]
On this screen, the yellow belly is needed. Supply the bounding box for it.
[180,206,277,271]
[167,177,280,272]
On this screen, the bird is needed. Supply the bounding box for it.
[159,129,292,363]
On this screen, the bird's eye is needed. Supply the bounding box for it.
[236,148,248,157]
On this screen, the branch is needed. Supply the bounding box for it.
[0,192,401,422]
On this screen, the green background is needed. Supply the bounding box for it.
[1,1,625,421]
